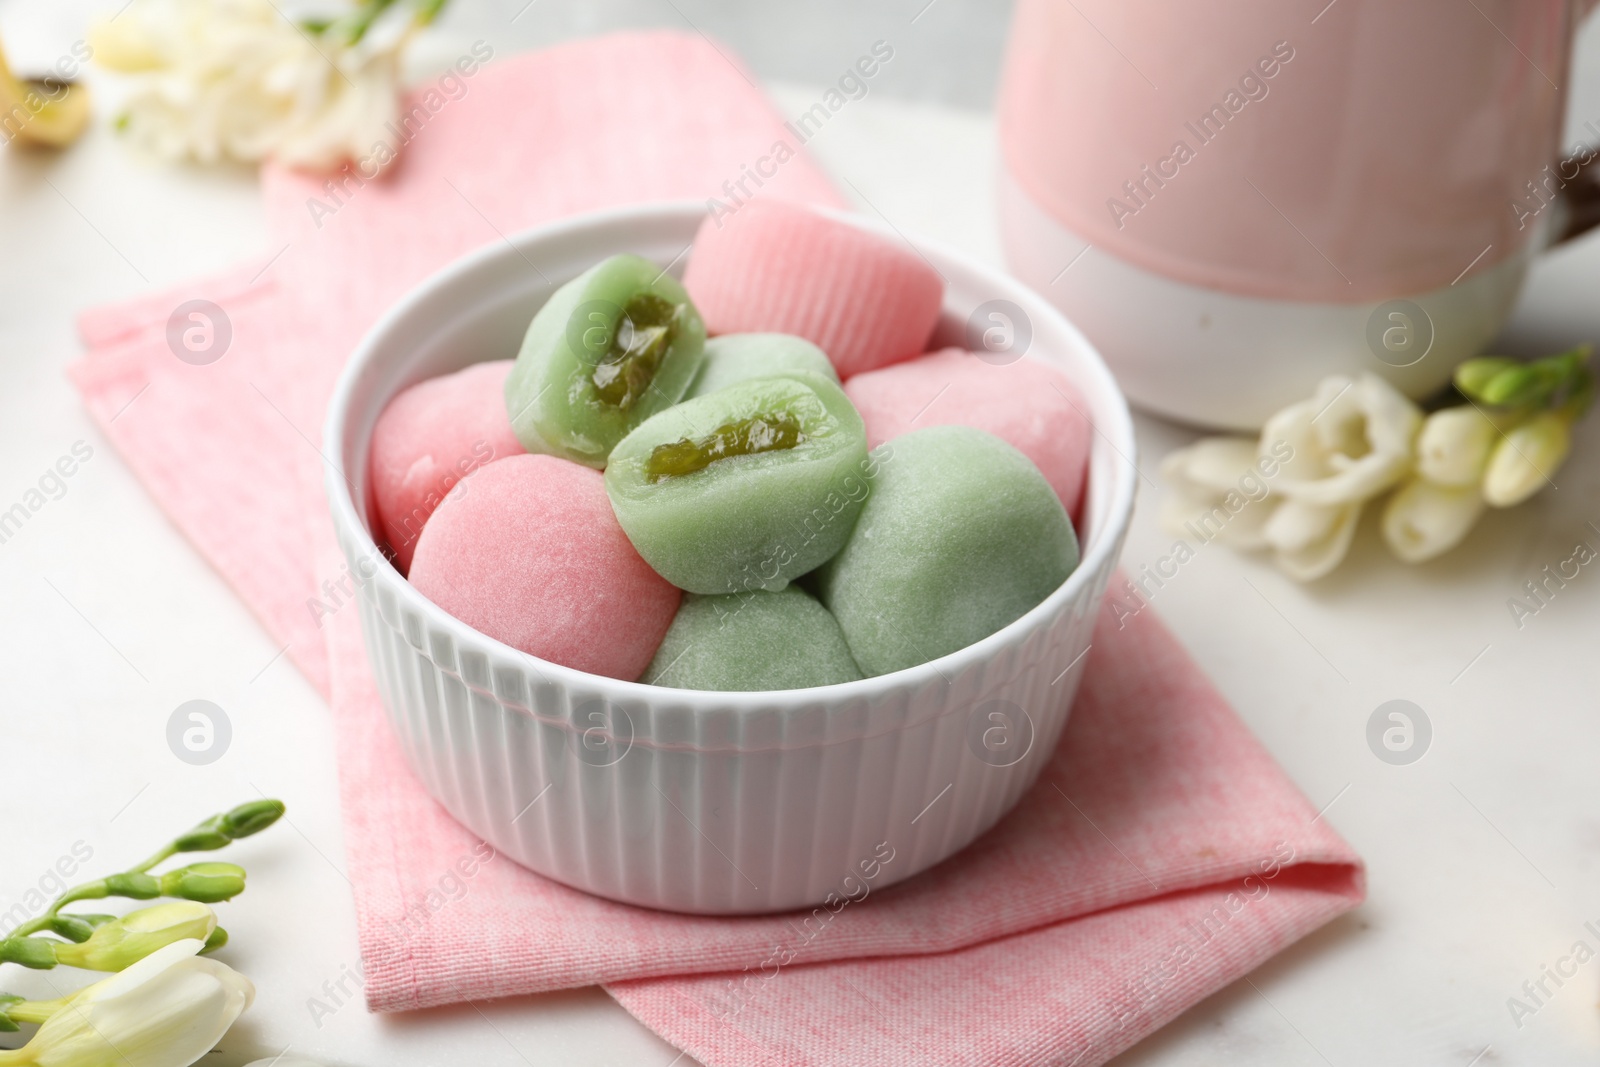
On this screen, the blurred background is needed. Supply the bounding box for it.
[1,0,1018,108]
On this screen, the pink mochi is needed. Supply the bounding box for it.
[844,348,1094,517]
[682,200,944,378]
[408,455,679,681]
[369,360,525,573]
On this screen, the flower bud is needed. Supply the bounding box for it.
[47,915,97,944]
[172,820,232,853]
[53,902,217,972]
[0,936,59,969]
[1416,406,1496,486]
[221,799,285,840]
[1483,411,1571,507]
[1455,357,1520,400]
[160,862,246,903]
[202,926,229,954]
[1382,479,1485,562]
[1479,364,1544,407]
[173,800,285,853]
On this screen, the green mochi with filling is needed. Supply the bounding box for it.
[687,333,839,399]
[505,253,707,468]
[642,585,863,691]
[816,425,1079,677]
[605,373,871,594]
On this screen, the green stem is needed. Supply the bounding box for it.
[11,883,115,937]
[334,0,450,43]
[9,884,104,938]
[413,0,450,26]
[10,839,184,937]
[5,916,49,940]
[3,801,281,948]
[130,844,177,876]
[4,998,64,1025]
[343,0,400,44]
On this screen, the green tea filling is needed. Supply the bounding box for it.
[646,412,806,481]
[592,292,679,410]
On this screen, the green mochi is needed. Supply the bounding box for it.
[817,425,1079,677]
[642,585,864,691]
[687,333,839,399]
[605,373,872,594]
[504,253,707,468]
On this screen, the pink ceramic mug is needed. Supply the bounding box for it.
[999,0,1600,428]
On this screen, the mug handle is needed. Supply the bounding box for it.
[1557,0,1600,242]
[1554,148,1600,244]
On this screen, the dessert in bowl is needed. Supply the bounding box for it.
[324,200,1135,915]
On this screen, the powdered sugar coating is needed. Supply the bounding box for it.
[817,426,1078,677]
[368,360,525,572]
[688,333,838,399]
[642,585,862,691]
[683,200,943,378]
[409,454,679,681]
[845,348,1093,517]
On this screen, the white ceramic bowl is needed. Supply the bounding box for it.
[324,202,1136,915]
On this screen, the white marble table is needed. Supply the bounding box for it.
[5,4,1600,1065]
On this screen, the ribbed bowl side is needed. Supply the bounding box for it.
[342,515,1119,915]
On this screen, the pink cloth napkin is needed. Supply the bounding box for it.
[69,32,1363,1066]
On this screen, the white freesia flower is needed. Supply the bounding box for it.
[1158,436,1273,549]
[1484,410,1570,507]
[1260,373,1420,579]
[0,939,253,1067]
[1262,498,1363,581]
[1161,374,1423,581]
[1416,405,1497,486]
[1381,478,1485,562]
[244,1059,327,1067]
[93,0,407,170]
[1267,374,1420,505]
[1162,355,1591,576]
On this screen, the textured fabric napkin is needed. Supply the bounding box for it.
[69,32,1363,1066]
